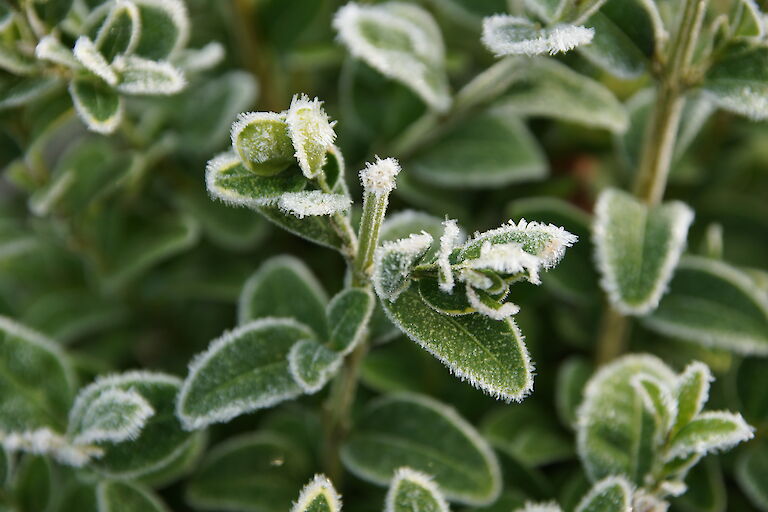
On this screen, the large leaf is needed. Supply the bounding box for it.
[385,467,450,512]
[333,2,451,112]
[703,43,768,120]
[643,256,768,355]
[341,393,501,505]
[176,319,313,430]
[0,316,75,432]
[408,109,546,188]
[380,287,533,401]
[593,188,694,315]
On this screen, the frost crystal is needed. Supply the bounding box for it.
[437,219,461,292]
[286,94,337,178]
[482,15,594,56]
[374,232,433,301]
[278,191,351,219]
[360,157,401,196]
[466,285,520,320]
[466,241,543,283]
[0,428,102,467]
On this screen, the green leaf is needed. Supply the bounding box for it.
[327,288,375,354]
[703,43,768,120]
[176,319,313,430]
[187,432,311,512]
[114,56,185,95]
[671,361,712,436]
[381,210,447,259]
[736,358,768,424]
[95,0,141,62]
[31,0,73,27]
[593,188,694,315]
[288,339,341,394]
[333,2,451,112]
[642,256,768,355]
[0,75,60,111]
[667,411,754,460]
[133,0,189,60]
[374,233,434,301]
[286,94,337,179]
[256,202,346,251]
[385,467,450,512]
[733,0,765,41]
[291,474,341,512]
[0,316,75,431]
[736,441,768,511]
[494,57,628,132]
[96,480,170,512]
[35,35,81,69]
[574,476,632,512]
[206,153,307,210]
[481,15,594,56]
[68,388,154,446]
[73,36,118,85]
[238,256,328,337]
[13,455,52,512]
[341,393,501,505]
[68,79,123,134]
[231,112,295,176]
[408,110,546,188]
[379,287,533,401]
[632,373,676,438]
[577,354,676,484]
[68,371,198,481]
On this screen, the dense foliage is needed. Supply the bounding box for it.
[0,0,767,511]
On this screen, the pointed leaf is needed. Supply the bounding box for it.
[593,188,694,315]
[575,476,633,512]
[176,319,313,430]
[74,36,118,85]
[288,339,342,394]
[133,0,189,60]
[286,94,337,179]
[672,361,712,436]
[95,0,141,61]
[642,256,768,355]
[327,288,375,355]
[69,79,123,134]
[69,388,154,446]
[668,412,754,460]
[114,56,185,95]
[291,474,341,512]
[341,393,501,505]
[482,15,594,56]
[333,2,451,112]
[703,43,768,120]
[231,112,295,175]
[408,110,546,188]
[238,255,328,338]
[385,467,450,512]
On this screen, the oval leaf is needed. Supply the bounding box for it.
[385,467,450,512]
[133,0,189,60]
[291,474,342,512]
[231,112,295,176]
[69,79,123,135]
[327,287,375,354]
[703,43,768,120]
[288,339,342,394]
[575,476,633,512]
[69,388,155,446]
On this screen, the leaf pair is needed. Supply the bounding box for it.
[176,256,374,430]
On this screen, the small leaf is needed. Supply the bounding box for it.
[114,55,186,95]
[238,255,328,338]
[327,287,375,355]
[380,287,533,401]
[574,475,633,512]
[703,43,768,120]
[642,256,768,355]
[407,110,546,188]
[277,191,351,219]
[97,480,170,512]
[291,474,342,512]
[333,2,451,112]
[68,79,124,134]
[341,393,501,505]
[95,0,141,61]
[286,94,337,179]
[231,112,295,175]
[176,319,313,430]
[385,467,450,512]
[133,0,189,60]
[173,41,225,72]
[733,0,765,41]
[482,15,594,56]
[667,412,754,460]
[632,374,677,437]
[672,361,712,436]
[736,441,768,511]
[593,188,694,315]
[288,339,342,394]
[205,152,307,210]
[69,388,155,446]
[73,36,118,86]
[373,232,433,302]
[187,432,311,512]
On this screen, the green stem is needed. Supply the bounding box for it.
[595,0,707,364]
[352,190,388,287]
[317,173,358,261]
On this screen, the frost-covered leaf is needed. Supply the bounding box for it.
[114,56,185,95]
[733,0,765,41]
[95,0,141,62]
[632,374,676,438]
[205,152,307,209]
[643,256,768,355]
[286,94,336,179]
[238,255,328,338]
[187,432,311,512]
[494,57,628,132]
[593,188,694,315]
[672,361,712,436]
[482,15,594,56]
[35,35,80,68]
[69,79,123,134]
[0,316,75,432]
[69,371,198,481]
[341,393,501,505]
[132,0,189,60]
[333,2,451,112]
[379,286,533,401]
[327,288,375,354]
[703,44,768,120]
[407,110,546,188]
[69,388,154,446]
[288,339,341,394]
[385,467,449,512]
[257,203,347,251]
[736,441,768,511]
[74,36,118,86]
[577,354,677,484]
[176,319,313,430]
[374,232,433,301]
[1,427,100,467]
[668,412,754,460]
[97,480,169,512]
[278,191,351,219]
[575,476,633,512]
[514,503,563,512]
[0,75,60,111]
[291,474,341,512]
[231,112,295,176]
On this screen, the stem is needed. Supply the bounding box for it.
[316,173,358,261]
[352,191,388,287]
[595,0,707,364]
